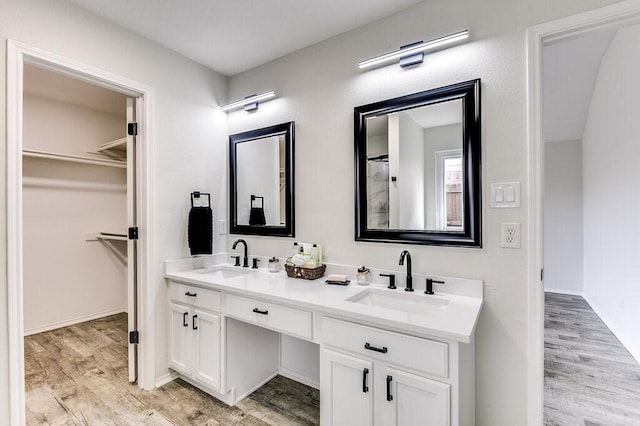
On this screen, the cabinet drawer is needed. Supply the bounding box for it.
[322,317,448,379]
[169,281,221,312]
[226,294,312,340]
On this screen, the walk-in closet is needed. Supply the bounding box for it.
[21,63,138,405]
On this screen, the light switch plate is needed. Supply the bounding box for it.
[219,220,227,235]
[491,182,520,208]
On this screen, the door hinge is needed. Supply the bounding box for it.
[127,122,138,136]
[129,331,139,344]
[541,268,544,281]
[128,227,139,240]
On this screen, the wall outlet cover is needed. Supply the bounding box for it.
[219,219,227,235]
[501,223,521,248]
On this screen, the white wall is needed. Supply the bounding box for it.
[398,112,425,229]
[0,0,228,418]
[582,24,640,363]
[225,0,620,424]
[543,139,584,294]
[22,93,128,333]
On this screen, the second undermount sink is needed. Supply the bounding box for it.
[194,265,255,279]
[346,288,450,315]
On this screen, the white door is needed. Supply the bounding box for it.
[169,302,191,375]
[192,309,221,390]
[380,367,450,426]
[126,98,138,382]
[320,348,373,426]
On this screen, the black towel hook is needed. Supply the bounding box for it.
[191,191,211,208]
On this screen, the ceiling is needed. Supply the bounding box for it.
[543,29,616,143]
[64,0,426,76]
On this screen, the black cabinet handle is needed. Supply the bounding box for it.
[252,308,269,315]
[362,368,369,393]
[364,343,388,353]
[182,312,188,327]
[185,291,197,297]
[386,375,393,401]
[192,315,198,330]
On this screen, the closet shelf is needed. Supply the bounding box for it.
[23,149,126,169]
[86,232,128,242]
[95,137,127,160]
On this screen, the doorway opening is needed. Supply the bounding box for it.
[7,40,153,425]
[527,2,640,424]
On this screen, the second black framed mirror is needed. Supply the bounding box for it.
[229,121,295,237]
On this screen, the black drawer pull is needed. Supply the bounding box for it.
[185,291,197,297]
[386,375,393,401]
[362,368,369,393]
[182,312,188,327]
[252,308,269,315]
[364,343,388,353]
[192,315,198,330]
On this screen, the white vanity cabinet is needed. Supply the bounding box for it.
[168,281,221,392]
[321,317,470,426]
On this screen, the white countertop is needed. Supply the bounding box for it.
[164,259,483,344]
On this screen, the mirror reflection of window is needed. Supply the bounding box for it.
[365,99,463,232]
[436,151,463,230]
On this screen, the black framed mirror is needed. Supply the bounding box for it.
[355,80,481,247]
[229,121,295,237]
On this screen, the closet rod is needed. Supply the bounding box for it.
[22,177,126,192]
[23,149,126,168]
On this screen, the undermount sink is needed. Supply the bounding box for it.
[194,265,255,279]
[346,288,450,315]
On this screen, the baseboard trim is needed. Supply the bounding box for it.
[279,367,319,390]
[24,307,127,336]
[234,371,279,403]
[582,293,640,365]
[155,371,178,388]
[544,288,583,296]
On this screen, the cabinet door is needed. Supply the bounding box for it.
[169,302,191,374]
[320,348,373,426]
[192,309,221,390]
[380,367,450,426]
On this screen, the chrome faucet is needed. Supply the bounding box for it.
[398,250,413,292]
[232,239,249,267]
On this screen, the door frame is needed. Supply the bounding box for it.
[526,2,640,423]
[6,40,155,425]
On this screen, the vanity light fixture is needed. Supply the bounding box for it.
[220,91,276,112]
[358,30,469,69]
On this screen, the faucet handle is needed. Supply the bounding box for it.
[230,255,241,267]
[380,273,396,289]
[252,258,260,269]
[425,278,445,295]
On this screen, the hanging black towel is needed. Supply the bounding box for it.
[188,206,212,255]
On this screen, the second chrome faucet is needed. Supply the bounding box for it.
[398,250,413,292]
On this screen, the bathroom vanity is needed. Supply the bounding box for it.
[164,258,482,426]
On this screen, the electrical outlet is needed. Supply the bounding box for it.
[219,219,227,235]
[501,223,521,248]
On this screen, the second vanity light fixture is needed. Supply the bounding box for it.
[220,90,276,112]
[358,30,469,70]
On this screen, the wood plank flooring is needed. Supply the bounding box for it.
[544,292,640,425]
[24,313,319,425]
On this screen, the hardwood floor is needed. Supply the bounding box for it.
[544,292,640,425]
[24,313,319,425]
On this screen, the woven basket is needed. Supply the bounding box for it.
[285,264,326,280]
